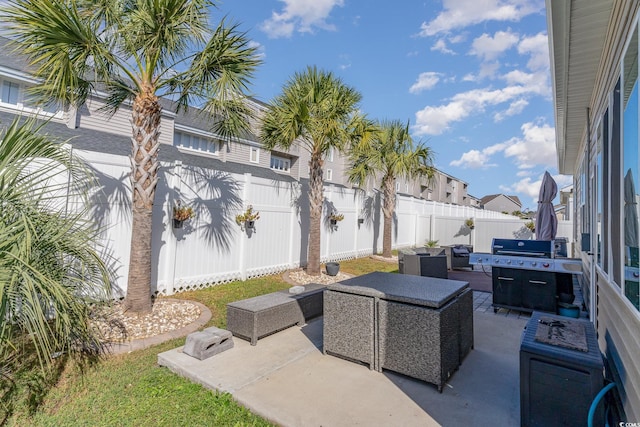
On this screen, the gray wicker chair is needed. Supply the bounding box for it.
[400,254,448,279]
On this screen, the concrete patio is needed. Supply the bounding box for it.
[158,290,532,427]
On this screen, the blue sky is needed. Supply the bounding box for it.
[216,0,570,210]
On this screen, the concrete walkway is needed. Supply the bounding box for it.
[158,298,529,427]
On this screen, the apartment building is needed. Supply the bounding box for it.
[0,35,473,207]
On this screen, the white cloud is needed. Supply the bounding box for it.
[409,72,442,94]
[477,61,501,80]
[499,177,540,199]
[418,0,543,37]
[470,30,520,61]
[450,149,497,168]
[414,84,539,135]
[431,39,456,55]
[518,32,549,70]
[259,0,344,38]
[339,53,351,70]
[503,121,557,169]
[413,66,550,136]
[462,73,476,82]
[500,173,573,203]
[248,41,266,60]
[494,98,528,121]
[449,121,556,170]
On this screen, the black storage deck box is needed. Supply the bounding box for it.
[520,312,604,427]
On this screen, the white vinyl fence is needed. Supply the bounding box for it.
[79,150,573,297]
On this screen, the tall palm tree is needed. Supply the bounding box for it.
[3,0,261,313]
[348,120,435,258]
[261,66,368,275]
[0,118,111,372]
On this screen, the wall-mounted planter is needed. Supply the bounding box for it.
[245,220,255,230]
[330,219,338,226]
[358,218,364,225]
[173,219,183,229]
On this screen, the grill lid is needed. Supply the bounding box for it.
[492,238,554,258]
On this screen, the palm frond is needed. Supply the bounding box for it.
[1,0,115,106]
[0,119,111,370]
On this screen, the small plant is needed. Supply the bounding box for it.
[236,205,260,226]
[525,220,536,232]
[465,218,475,229]
[173,201,195,221]
[425,239,439,248]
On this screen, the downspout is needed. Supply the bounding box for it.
[586,107,596,323]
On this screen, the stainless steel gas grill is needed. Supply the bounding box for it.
[470,239,583,314]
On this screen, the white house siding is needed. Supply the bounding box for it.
[483,195,520,213]
[547,0,640,419]
[597,275,640,422]
[225,139,252,165]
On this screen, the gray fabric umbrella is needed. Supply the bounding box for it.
[624,169,639,248]
[535,171,558,241]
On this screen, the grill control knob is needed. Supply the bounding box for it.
[506,259,511,264]
[531,262,537,267]
[518,260,524,265]
[543,262,550,268]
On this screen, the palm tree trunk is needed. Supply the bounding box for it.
[307,153,324,275]
[382,175,396,258]
[124,88,161,314]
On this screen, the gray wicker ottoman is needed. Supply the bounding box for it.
[323,290,376,369]
[227,284,324,345]
[378,298,459,391]
[456,288,474,361]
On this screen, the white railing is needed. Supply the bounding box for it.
[78,151,573,296]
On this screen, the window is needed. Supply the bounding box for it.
[2,81,19,105]
[0,79,59,115]
[327,147,334,162]
[623,25,640,309]
[325,169,333,181]
[250,146,259,163]
[270,155,290,172]
[174,131,220,155]
[396,182,400,192]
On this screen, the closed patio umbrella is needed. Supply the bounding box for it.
[535,171,558,241]
[624,169,639,249]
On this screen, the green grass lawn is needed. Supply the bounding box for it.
[8,256,396,426]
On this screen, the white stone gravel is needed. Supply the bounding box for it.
[287,269,351,285]
[94,299,201,342]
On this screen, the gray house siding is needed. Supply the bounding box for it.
[547,0,640,420]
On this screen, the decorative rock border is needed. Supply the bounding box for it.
[104,299,212,356]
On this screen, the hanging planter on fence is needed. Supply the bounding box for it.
[236,205,260,231]
[329,212,344,230]
[173,200,195,229]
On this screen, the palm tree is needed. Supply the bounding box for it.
[348,120,435,258]
[0,118,111,372]
[261,66,368,275]
[3,0,261,313]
